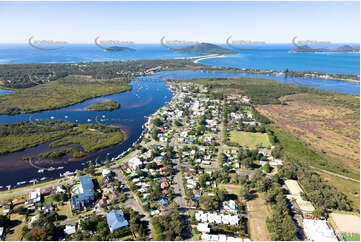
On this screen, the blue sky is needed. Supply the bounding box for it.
[0,1,359,44]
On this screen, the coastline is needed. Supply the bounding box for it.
[192,54,226,63]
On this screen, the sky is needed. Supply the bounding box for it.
[0,1,359,44]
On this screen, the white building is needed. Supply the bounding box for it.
[64,225,76,235]
[128,157,143,170]
[102,168,112,177]
[197,223,210,233]
[30,214,40,224]
[223,200,238,213]
[303,219,338,241]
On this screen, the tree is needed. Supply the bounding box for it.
[263,163,272,173]
[239,184,251,202]
[31,228,47,241]
[153,118,163,127]
[199,196,219,210]
[242,157,253,169]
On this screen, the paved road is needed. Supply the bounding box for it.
[310,166,360,182]
[0,177,74,200]
[110,152,154,240]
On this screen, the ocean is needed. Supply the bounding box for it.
[0,44,359,75]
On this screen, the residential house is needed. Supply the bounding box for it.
[128,157,143,170]
[106,210,129,232]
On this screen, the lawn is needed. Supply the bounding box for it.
[218,184,243,198]
[57,201,73,219]
[229,131,271,149]
[5,213,25,241]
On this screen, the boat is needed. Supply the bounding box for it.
[63,171,75,177]
[40,177,47,181]
[65,115,68,119]
[50,116,55,120]
[57,166,64,170]
[29,179,38,184]
[87,118,92,122]
[38,169,45,173]
[16,181,26,186]
[102,115,106,118]
[47,167,55,171]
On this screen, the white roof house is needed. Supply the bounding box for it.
[128,157,143,170]
[195,211,239,226]
[197,223,210,233]
[64,224,76,235]
[159,136,168,142]
[56,186,66,193]
[31,214,40,224]
[303,219,338,241]
[223,200,238,213]
[102,168,112,177]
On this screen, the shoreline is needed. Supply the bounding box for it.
[192,54,226,63]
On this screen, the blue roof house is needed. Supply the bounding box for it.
[107,210,129,232]
[158,198,168,206]
[71,175,95,211]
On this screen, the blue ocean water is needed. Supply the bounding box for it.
[0,44,359,75]
[199,46,360,75]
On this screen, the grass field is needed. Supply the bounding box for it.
[218,184,243,197]
[258,92,360,179]
[229,130,271,149]
[247,193,272,241]
[57,201,73,219]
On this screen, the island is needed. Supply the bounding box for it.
[0,121,125,158]
[105,46,136,52]
[330,45,360,53]
[85,100,120,111]
[176,42,237,55]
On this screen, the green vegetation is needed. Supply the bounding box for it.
[342,233,361,241]
[85,100,120,111]
[38,147,76,159]
[152,210,185,241]
[0,59,202,89]
[22,212,64,241]
[185,77,309,104]
[269,126,359,180]
[177,43,237,55]
[0,121,124,157]
[0,76,131,115]
[0,121,76,155]
[279,162,353,212]
[50,123,124,153]
[229,130,271,149]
